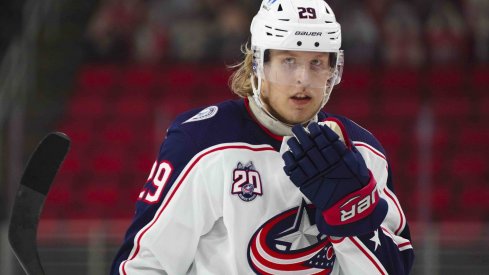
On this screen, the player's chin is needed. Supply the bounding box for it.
[283,110,316,125]
[288,102,320,117]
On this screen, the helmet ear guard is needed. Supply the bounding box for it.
[332,50,344,86]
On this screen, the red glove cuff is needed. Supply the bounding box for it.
[322,170,379,226]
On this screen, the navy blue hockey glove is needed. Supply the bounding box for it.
[282,121,387,237]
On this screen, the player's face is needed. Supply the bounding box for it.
[260,50,332,125]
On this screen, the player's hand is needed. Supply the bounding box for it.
[282,122,387,236]
[282,122,370,210]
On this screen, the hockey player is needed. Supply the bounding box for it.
[111,0,414,274]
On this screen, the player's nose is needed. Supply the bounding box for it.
[294,64,311,87]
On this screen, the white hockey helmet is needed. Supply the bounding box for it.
[250,0,344,109]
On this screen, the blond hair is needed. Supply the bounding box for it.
[228,43,255,98]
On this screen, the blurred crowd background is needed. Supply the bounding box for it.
[1,0,488,274]
[83,0,489,65]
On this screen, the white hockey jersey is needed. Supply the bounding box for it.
[111,98,414,274]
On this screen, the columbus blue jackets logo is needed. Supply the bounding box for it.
[248,200,335,274]
[231,162,263,202]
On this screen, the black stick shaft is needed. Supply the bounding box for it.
[8,132,71,275]
[9,185,49,274]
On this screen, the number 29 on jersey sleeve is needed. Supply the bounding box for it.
[138,161,174,204]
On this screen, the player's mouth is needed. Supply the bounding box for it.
[290,94,312,105]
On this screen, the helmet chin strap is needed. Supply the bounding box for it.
[321,87,332,109]
[251,73,294,127]
[250,73,265,112]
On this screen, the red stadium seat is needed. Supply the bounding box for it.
[336,67,374,92]
[158,92,196,117]
[456,126,489,148]
[57,120,96,148]
[471,66,489,93]
[120,66,158,92]
[411,185,453,221]
[60,150,83,175]
[459,185,489,220]
[478,95,489,119]
[132,152,156,176]
[116,187,142,218]
[89,149,126,176]
[431,186,453,220]
[84,183,119,206]
[76,64,119,95]
[66,94,107,120]
[406,124,452,158]
[449,152,487,182]
[431,95,472,120]
[99,121,137,146]
[163,65,202,90]
[431,125,451,151]
[43,182,74,218]
[369,126,404,149]
[379,69,421,93]
[202,65,232,90]
[198,65,234,104]
[380,95,421,120]
[81,177,121,218]
[405,155,444,180]
[113,95,152,120]
[427,67,465,96]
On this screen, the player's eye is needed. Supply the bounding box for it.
[311,59,322,66]
[310,58,331,73]
[283,57,296,65]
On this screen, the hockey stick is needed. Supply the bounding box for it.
[8,132,71,275]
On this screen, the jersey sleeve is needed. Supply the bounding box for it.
[110,122,224,274]
[319,115,414,274]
